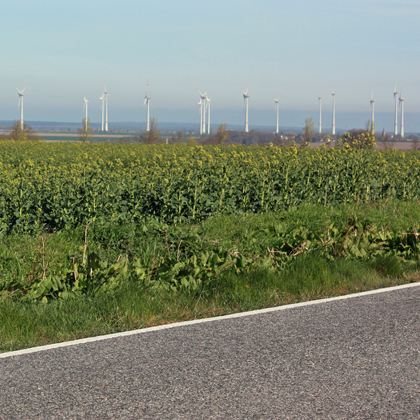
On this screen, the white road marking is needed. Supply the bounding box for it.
[1,282,419,359]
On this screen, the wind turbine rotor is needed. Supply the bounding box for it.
[15,86,26,96]
[198,88,208,100]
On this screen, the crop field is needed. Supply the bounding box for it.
[2,140,420,351]
[1,141,420,234]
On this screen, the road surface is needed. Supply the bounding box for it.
[1,283,420,419]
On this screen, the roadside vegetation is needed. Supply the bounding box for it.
[1,141,420,352]
[2,201,420,352]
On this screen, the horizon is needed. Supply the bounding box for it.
[1,108,420,134]
[2,1,419,132]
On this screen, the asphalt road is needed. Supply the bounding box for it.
[1,284,420,419]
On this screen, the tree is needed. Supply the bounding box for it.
[211,123,229,145]
[303,118,315,142]
[78,118,94,142]
[7,121,40,141]
[139,117,160,144]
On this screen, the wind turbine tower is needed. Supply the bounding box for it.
[242,88,249,133]
[15,86,27,129]
[331,91,336,136]
[144,82,150,131]
[399,93,405,138]
[393,85,398,136]
[198,99,203,135]
[318,95,322,134]
[99,93,105,132]
[207,97,211,134]
[104,86,109,132]
[275,98,279,134]
[370,92,375,136]
[83,96,89,129]
[198,89,208,135]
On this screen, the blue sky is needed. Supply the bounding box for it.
[1,0,419,130]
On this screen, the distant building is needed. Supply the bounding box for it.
[382,128,386,138]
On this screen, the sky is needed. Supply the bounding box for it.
[1,0,420,131]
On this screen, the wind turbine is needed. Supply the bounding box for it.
[144,82,151,132]
[15,86,27,129]
[370,91,375,135]
[275,98,279,134]
[83,96,89,129]
[242,88,249,133]
[198,98,203,134]
[318,95,322,134]
[393,84,398,136]
[399,93,405,138]
[198,89,208,135]
[331,90,336,136]
[99,93,105,132]
[104,86,109,132]
[206,97,211,134]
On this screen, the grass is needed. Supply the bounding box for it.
[0,255,412,353]
[1,200,420,353]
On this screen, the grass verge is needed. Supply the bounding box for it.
[1,200,420,353]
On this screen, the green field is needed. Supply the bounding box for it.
[1,141,420,234]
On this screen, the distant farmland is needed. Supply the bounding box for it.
[38,133,133,142]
